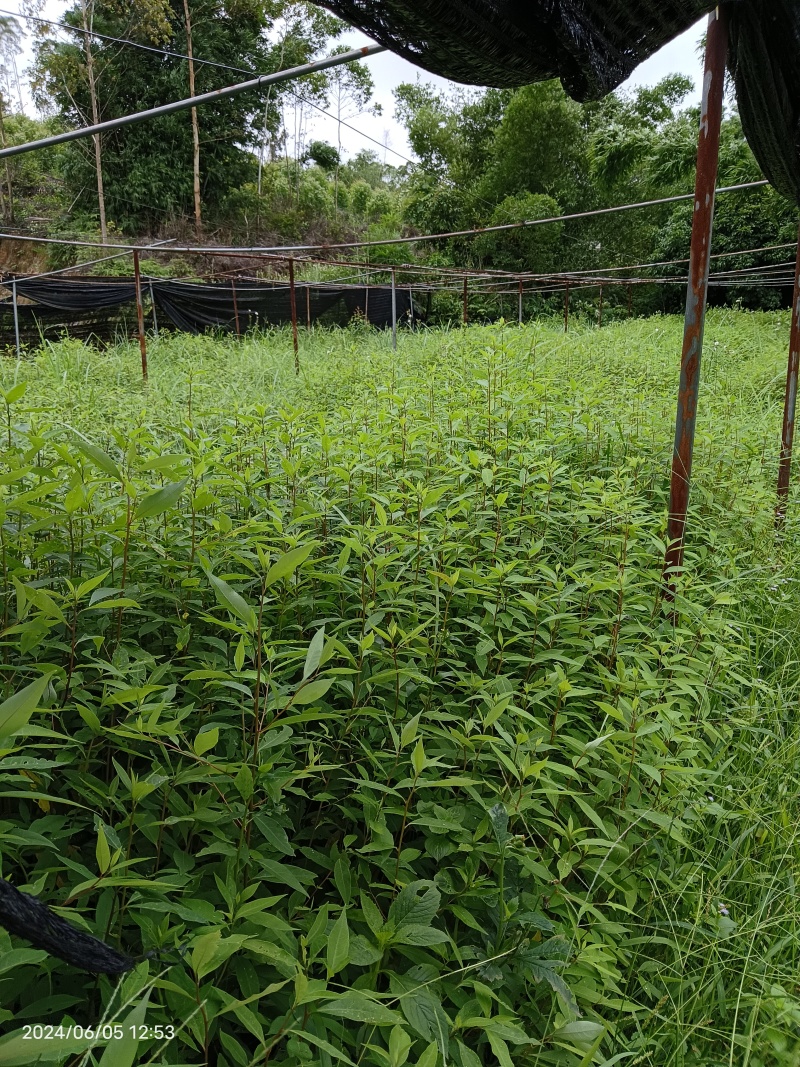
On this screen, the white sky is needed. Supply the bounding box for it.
[7,2,706,166]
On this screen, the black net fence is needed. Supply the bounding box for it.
[314,0,800,206]
[0,276,413,349]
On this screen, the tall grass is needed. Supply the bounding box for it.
[0,311,798,1067]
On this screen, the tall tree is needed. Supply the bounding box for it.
[32,0,341,232]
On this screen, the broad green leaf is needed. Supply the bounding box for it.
[415,1042,439,1067]
[97,992,150,1067]
[135,479,187,519]
[389,1025,413,1067]
[234,764,254,802]
[551,1021,605,1050]
[292,677,334,705]
[194,727,219,756]
[319,991,402,1026]
[191,930,221,980]
[326,909,350,977]
[303,626,326,679]
[0,674,52,738]
[265,544,313,587]
[388,880,440,931]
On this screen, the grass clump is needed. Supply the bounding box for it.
[0,311,798,1066]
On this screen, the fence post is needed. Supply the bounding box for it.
[133,250,148,382]
[11,277,20,361]
[391,268,397,352]
[289,257,299,374]
[231,277,241,337]
[664,6,729,591]
[776,224,800,526]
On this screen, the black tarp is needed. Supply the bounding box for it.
[313,0,800,207]
[0,276,414,347]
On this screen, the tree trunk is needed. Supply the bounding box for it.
[0,96,14,220]
[183,0,201,237]
[81,0,107,243]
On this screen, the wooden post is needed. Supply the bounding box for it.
[133,250,148,381]
[231,277,241,337]
[289,258,299,374]
[11,277,20,360]
[391,268,397,351]
[776,224,800,525]
[664,7,729,588]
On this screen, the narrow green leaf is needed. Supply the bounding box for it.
[208,572,257,631]
[303,626,326,679]
[0,674,52,738]
[69,427,121,482]
[326,909,350,978]
[135,479,187,519]
[265,544,313,588]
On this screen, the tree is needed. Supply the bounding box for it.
[31,0,340,232]
[325,43,380,209]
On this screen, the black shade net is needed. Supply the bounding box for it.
[0,276,413,347]
[0,877,134,974]
[313,0,800,207]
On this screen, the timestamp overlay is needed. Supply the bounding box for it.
[20,1022,178,1042]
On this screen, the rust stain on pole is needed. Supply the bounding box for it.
[289,257,299,374]
[463,277,468,325]
[133,249,148,381]
[231,276,241,337]
[776,224,800,525]
[664,6,729,590]
[564,281,570,333]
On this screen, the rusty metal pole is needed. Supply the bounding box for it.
[132,250,148,381]
[776,224,800,525]
[664,7,729,588]
[564,282,570,333]
[463,277,468,325]
[231,277,241,337]
[288,257,299,374]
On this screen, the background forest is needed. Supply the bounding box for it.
[0,1,795,312]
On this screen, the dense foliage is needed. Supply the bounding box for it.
[0,313,799,1065]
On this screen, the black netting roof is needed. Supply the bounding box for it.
[315,0,800,206]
